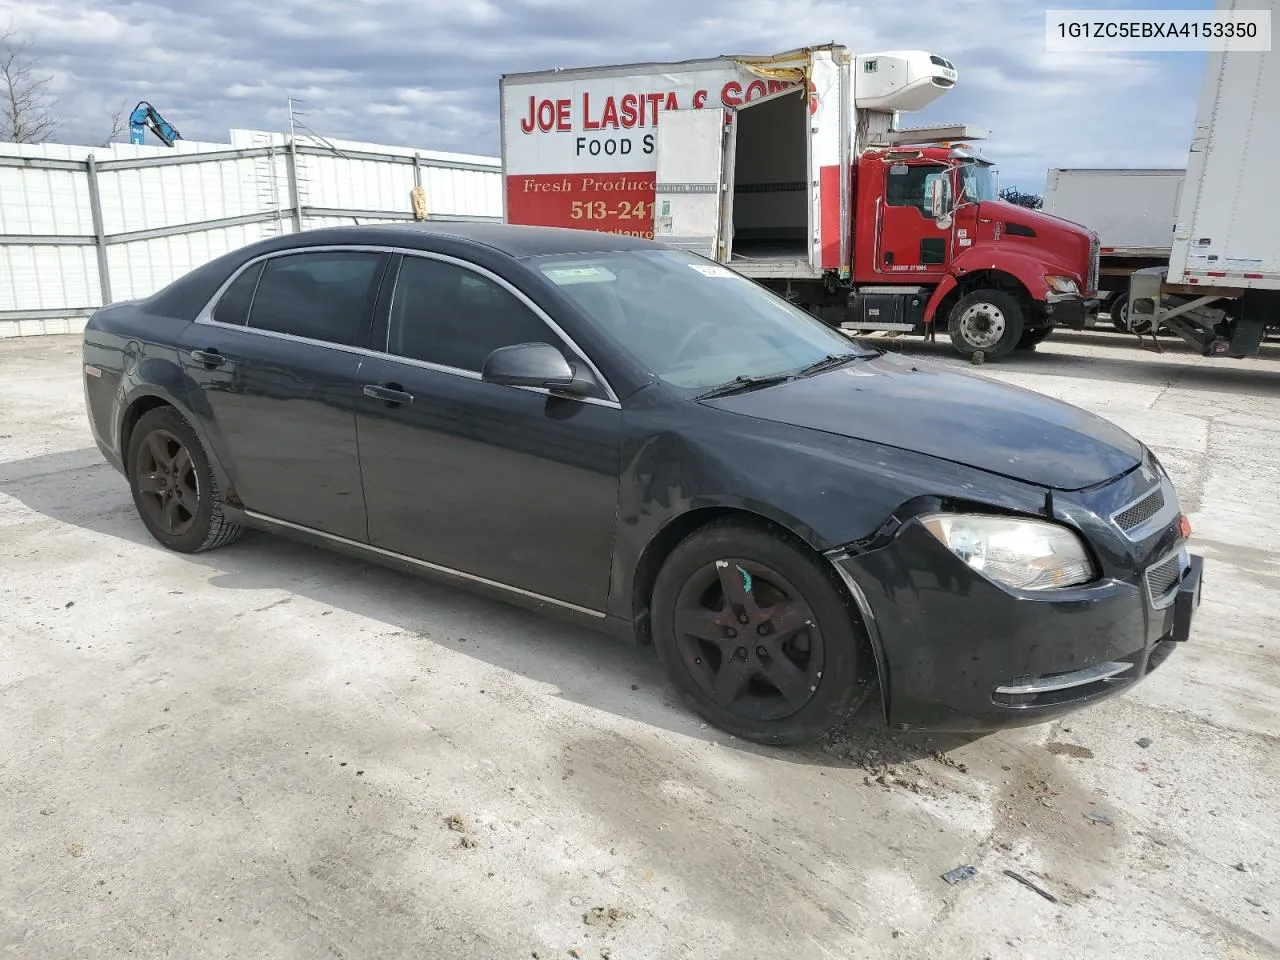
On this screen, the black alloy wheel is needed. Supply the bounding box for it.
[652,521,873,745]
[127,406,243,553]
[673,558,824,722]
[134,427,200,538]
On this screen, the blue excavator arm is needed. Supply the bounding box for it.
[129,102,183,147]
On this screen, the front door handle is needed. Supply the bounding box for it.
[363,383,414,406]
[189,349,226,368]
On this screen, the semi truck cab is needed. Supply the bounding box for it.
[839,143,1101,357]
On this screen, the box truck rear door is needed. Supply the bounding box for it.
[652,108,726,260]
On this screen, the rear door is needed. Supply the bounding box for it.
[652,107,727,261]
[181,248,390,542]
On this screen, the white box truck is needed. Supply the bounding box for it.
[1043,168,1184,331]
[500,45,1105,359]
[1127,0,1280,357]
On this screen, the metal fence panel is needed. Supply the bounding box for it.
[1,128,502,337]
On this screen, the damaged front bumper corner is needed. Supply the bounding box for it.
[1044,294,1100,330]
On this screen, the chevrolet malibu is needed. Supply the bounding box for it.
[81,224,1203,745]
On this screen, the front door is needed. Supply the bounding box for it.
[353,253,622,612]
[182,248,390,541]
[876,161,952,278]
[652,107,727,261]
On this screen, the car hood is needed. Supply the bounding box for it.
[700,352,1143,491]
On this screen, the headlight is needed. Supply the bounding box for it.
[921,514,1096,591]
[1045,275,1080,294]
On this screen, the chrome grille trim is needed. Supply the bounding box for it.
[1087,233,1100,295]
[1115,487,1165,531]
[1111,476,1179,541]
[1144,547,1187,610]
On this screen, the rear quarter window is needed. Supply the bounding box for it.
[211,261,264,326]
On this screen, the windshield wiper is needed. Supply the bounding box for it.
[693,372,794,401]
[794,353,865,378]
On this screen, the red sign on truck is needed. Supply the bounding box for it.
[501,60,822,241]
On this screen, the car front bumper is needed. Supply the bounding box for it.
[829,522,1203,731]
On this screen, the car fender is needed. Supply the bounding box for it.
[116,343,235,496]
[608,409,1049,625]
[923,248,1068,323]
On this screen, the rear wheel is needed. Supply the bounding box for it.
[1110,288,1131,332]
[127,406,243,553]
[948,289,1025,359]
[651,520,873,745]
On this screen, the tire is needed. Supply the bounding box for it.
[947,289,1025,359]
[651,519,874,746]
[1110,289,1130,332]
[1016,327,1053,350]
[127,406,243,554]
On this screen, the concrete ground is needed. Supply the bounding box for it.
[1,329,1277,960]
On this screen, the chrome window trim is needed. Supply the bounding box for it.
[243,509,607,619]
[193,243,622,408]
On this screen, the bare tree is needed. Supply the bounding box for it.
[100,102,130,146]
[1,23,58,143]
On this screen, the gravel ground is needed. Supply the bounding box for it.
[1,329,1277,960]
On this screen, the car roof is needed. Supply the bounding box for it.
[277,222,661,259]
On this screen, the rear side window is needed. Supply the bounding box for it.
[211,261,264,326]
[247,251,385,345]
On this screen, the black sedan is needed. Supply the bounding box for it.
[81,223,1203,744]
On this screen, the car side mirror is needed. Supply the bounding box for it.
[481,342,596,396]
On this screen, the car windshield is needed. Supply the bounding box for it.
[961,162,999,203]
[534,249,874,390]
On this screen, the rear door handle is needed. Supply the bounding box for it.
[189,349,226,368]
[363,383,414,405]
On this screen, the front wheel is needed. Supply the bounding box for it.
[948,289,1025,359]
[651,520,874,745]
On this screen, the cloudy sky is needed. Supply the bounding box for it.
[3,0,1214,192]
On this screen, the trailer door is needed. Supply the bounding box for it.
[652,108,726,260]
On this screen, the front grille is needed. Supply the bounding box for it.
[1145,553,1182,605]
[1087,233,1100,295]
[1115,487,1166,532]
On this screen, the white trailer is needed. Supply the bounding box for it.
[1044,168,1184,329]
[1128,0,1280,357]
[499,45,961,282]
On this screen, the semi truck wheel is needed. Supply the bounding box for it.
[1110,288,1130,332]
[947,290,1024,359]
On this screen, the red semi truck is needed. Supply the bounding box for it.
[500,44,1102,359]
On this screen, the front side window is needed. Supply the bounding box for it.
[247,251,384,345]
[886,162,949,217]
[535,250,875,390]
[387,255,562,372]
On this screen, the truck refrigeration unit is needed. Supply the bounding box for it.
[1043,168,1185,332]
[500,44,1102,360]
[1124,0,1280,359]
